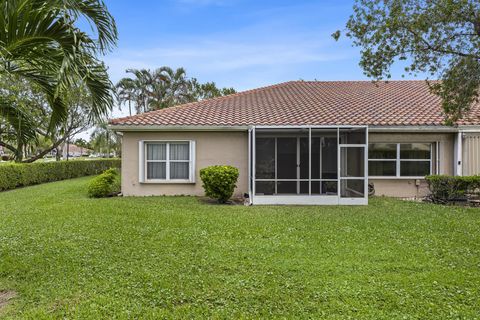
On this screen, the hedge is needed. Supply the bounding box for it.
[0,159,121,192]
[425,174,480,203]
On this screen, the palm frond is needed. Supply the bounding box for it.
[0,95,37,145]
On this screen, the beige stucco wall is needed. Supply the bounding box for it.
[119,130,456,200]
[369,132,455,198]
[121,131,248,197]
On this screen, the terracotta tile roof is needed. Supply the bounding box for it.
[109,80,480,127]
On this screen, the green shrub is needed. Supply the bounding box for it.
[87,168,121,198]
[0,159,121,192]
[425,175,480,203]
[200,165,239,203]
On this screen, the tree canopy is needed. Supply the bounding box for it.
[0,0,117,162]
[0,0,118,130]
[335,0,480,124]
[116,67,236,114]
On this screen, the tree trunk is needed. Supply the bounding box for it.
[55,147,61,161]
[66,140,70,161]
[0,140,19,161]
[22,136,67,163]
[15,142,23,162]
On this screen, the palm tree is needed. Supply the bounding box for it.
[125,69,155,113]
[154,67,193,108]
[0,0,118,135]
[116,78,136,116]
[115,67,237,114]
[90,122,120,157]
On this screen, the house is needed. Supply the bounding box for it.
[109,80,480,205]
[61,143,92,158]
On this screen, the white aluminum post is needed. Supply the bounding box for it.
[454,132,463,176]
[248,127,252,204]
[252,127,256,199]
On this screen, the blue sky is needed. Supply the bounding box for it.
[98,0,417,119]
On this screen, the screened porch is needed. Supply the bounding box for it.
[248,126,368,205]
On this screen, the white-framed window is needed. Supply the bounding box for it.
[368,143,432,178]
[139,140,195,183]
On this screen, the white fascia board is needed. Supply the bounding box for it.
[110,124,480,133]
[368,125,459,133]
[253,125,368,129]
[108,125,249,132]
[457,125,480,133]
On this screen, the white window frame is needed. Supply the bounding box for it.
[139,140,196,183]
[368,143,432,179]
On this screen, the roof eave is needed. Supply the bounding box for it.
[368,125,459,133]
[109,124,480,133]
[108,124,249,132]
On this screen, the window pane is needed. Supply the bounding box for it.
[322,137,338,179]
[311,181,338,195]
[311,137,320,179]
[400,161,430,176]
[147,143,166,160]
[340,147,365,177]
[300,138,309,179]
[369,143,397,159]
[340,179,365,198]
[339,128,366,144]
[277,181,297,194]
[147,162,166,179]
[300,181,309,194]
[256,138,275,179]
[170,143,189,160]
[256,181,275,195]
[400,143,431,159]
[368,161,396,176]
[277,138,297,179]
[170,162,189,179]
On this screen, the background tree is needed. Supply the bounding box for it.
[190,79,237,101]
[74,138,91,150]
[90,122,121,158]
[0,0,117,141]
[334,0,480,124]
[116,78,136,116]
[116,67,236,114]
[0,74,97,162]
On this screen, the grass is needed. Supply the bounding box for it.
[0,177,479,319]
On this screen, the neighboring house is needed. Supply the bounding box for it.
[109,81,480,205]
[61,143,92,158]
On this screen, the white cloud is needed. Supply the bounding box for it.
[105,31,353,88]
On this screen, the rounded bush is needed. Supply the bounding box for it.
[200,165,239,203]
[87,168,121,198]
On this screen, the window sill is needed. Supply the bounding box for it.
[141,180,196,184]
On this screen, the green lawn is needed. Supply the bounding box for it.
[0,178,479,319]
